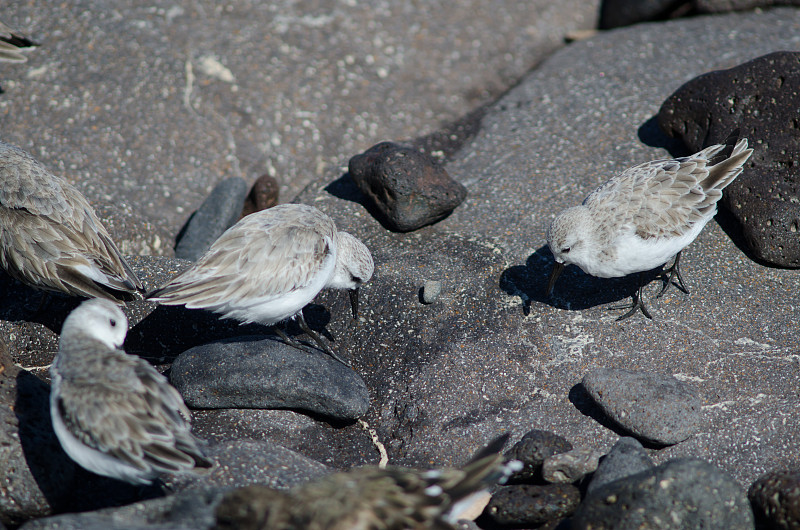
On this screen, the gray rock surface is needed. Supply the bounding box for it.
[694,0,800,11]
[169,337,370,420]
[174,177,248,261]
[2,4,800,528]
[164,439,330,492]
[483,483,580,527]
[293,8,800,485]
[659,51,800,267]
[1,1,597,245]
[572,458,754,529]
[582,368,703,445]
[586,437,655,494]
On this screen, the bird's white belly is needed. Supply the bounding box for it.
[580,221,708,278]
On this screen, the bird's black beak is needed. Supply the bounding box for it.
[546,262,564,297]
[348,288,360,319]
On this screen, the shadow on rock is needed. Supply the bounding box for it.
[324,172,408,233]
[637,115,690,158]
[499,245,645,316]
[125,303,333,363]
[0,274,80,334]
[568,383,665,450]
[14,371,159,519]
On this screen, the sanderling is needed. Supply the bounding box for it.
[0,21,36,63]
[0,141,144,302]
[147,204,374,364]
[215,434,522,529]
[546,130,753,320]
[49,299,212,485]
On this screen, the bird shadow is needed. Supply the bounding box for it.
[569,382,670,450]
[0,273,80,333]
[14,370,161,516]
[637,114,691,158]
[499,245,659,316]
[125,304,333,363]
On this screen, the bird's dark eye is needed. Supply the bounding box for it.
[109,319,117,327]
[562,247,571,254]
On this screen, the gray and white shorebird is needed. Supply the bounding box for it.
[0,141,144,302]
[50,299,212,485]
[0,20,36,63]
[147,204,374,364]
[546,131,753,320]
[215,434,522,530]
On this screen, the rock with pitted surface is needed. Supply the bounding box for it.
[572,458,754,529]
[586,437,655,494]
[542,447,604,484]
[483,483,580,527]
[658,51,800,267]
[504,430,573,483]
[348,142,467,232]
[748,470,800,530]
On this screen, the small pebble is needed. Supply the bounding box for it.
[421,280,442,304]
[241,173,279,218]
[542,447,603,484]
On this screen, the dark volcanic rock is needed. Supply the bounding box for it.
[169,336,370,420]
[748,470,800,530]
[586,437,655,494]
[658,51,800,267]
[572,458,754,529]
[582,368,703,445]
[598,0,689,29]
[483,483,580,526]
[241,173,279,218]
[348,142,467,232]
[505,430,573,483]
[175,177,248,261]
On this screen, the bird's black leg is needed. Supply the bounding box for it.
[295,311,351,367]
[608,273,653,321]
[656,252,690,299]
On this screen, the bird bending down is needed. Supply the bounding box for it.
[215,434,522,530]
[0,141,144,302]
[147,204,374,365]
[50,299,212,485]
[546,131,753,320]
